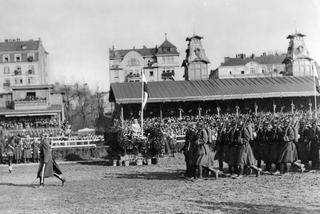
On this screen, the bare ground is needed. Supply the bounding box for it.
[1,154,320,214]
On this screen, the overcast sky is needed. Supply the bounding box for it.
[0,0,319,91]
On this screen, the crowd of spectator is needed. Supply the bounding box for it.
[15,96,47,102]
[0,117,60,130]
[118,109,316,138]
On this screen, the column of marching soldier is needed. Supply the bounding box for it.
[183,112,320,179]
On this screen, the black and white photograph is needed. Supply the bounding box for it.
[0,0,320,213]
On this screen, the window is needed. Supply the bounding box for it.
[28,65,35,74]
[4,66,10,74]
[229,71,232,75]
[262,69,265,74]
[28,77,33,84]
[149,71,154,77]
[3,79,10,87]
[250,67,256,74]
[241,70,244,74]
[27,53,35,62]
[15,66,22,75]
[273,69,278,73]
[26,92,36,98]
[15,78,23,84]
[15,54,21,62]
[3,54,10,62]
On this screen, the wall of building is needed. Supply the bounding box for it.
[0,41,48,91]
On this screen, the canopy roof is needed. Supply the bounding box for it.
[109,76,319,104]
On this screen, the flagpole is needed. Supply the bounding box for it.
[141,70,144,137]
[313,62,318,119]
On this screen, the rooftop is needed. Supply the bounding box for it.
[109,76,318,104]
[109,39,179,60]
[221,53,286,66]
[0,39,41,52]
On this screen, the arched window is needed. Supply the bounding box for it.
[127,58,140,67]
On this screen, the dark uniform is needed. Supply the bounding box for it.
[236,124,260,178]
[195,125,217,179]
[37,136,65,186]
[277,123,299,173]
[184,125,198,178]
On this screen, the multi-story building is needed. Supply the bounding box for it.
[182,34,210,80]
[283,32,317,76]
[109,36,182,84]
[215,52,286,79]
[0,38,48,92]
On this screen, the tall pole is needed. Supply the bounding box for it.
[141,70,144,136]
[312,62,318,119]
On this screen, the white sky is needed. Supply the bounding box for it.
[0,0,319,91]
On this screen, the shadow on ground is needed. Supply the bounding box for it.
[188,199,320,214]
[107,169,186,180]
[78,160,111,166]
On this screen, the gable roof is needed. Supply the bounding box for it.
[109,76,318,104]
[221,54,286,67]
[109,39,179,60]
[0,40,40,52]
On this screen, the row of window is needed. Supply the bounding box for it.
[229,68,280,75]
[3,65,35,75]
[2,77,35,87]
[2,53,35,63]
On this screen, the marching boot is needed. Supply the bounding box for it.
[54,174,66,186]
[219,161,224,172]
[257,160,262,169]
[251,165,262,177]
[233,165,244,179]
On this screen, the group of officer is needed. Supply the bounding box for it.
[183,113,320,179]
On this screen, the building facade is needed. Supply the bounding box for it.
[182,35,210,80]
[216,53,286,79]
[283,32,317,76]
[109,37,182,84]
[0,38,48,92]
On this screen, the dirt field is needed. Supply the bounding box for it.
[1,154,320,214]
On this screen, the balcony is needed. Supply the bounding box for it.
[27,56,34,62]
[28,69,35,75]
[3,83,10,87]
[14,97,48,110]
[14,70,22,75]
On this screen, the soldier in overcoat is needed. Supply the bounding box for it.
[37,133,66,187]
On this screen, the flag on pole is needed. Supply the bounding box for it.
[142,72,148,109]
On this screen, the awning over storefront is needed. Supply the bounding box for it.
[109,76,319,104]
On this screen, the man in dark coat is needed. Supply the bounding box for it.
[183,123,198,178]
[195,122,218,179]
[37,133,66,187]
[277,119,304,174]
[2,137,15,173]
[234,121,261,179]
